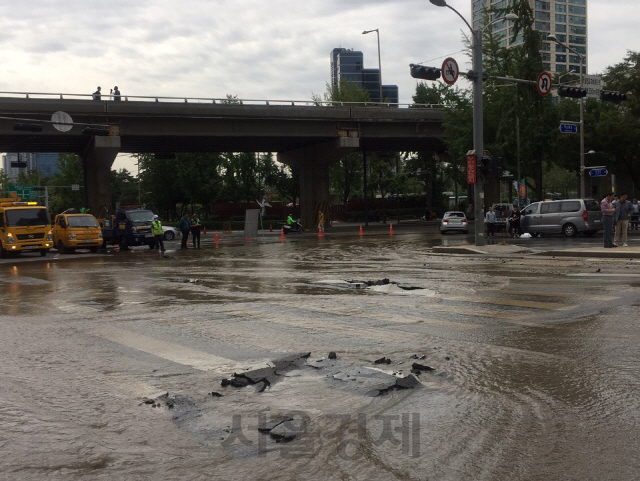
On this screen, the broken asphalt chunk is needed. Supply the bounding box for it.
[374,357,392,364]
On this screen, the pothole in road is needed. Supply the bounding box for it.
[312,278,436,296]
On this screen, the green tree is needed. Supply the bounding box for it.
[48,153,84,214]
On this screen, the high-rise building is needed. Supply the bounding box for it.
[471,0,587,75]
[331,47,399,104]
[2,152,60,182]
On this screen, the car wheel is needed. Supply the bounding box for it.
[57,240,67,254]
[531,232,541,238]
[40,249,48,257]
[0,241,7,258]
[164,231,175,241]
[562,223,577,237]
[89,247,98,253]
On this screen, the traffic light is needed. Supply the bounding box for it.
[410,64,441,81]
[600,90,627,103]
[557,86,587,98]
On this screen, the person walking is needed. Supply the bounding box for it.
[485,205,497,238]
[614,192,632,247]
[630,198,639,231]
[601,192,616,248]
[317,210,325,234]
[190,214,202,249]
[152,215,165,252]
[179,213,190,249]
[508,205,522,237]
[92,86,101,100]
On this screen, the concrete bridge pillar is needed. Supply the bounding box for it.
[279,137,359,229]
[82,136,121,218]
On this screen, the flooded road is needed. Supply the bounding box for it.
[1,231,639,480]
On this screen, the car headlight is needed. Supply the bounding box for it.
[47,230,53,241]
[6,233,15,244]
[131,226,138,233]
[68,234,77,240]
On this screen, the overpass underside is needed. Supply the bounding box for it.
[0,98,447,225]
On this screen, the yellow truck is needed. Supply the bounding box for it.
[52,210,103,254]
[0,196,53,258]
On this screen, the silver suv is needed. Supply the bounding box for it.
[520,199,603,237]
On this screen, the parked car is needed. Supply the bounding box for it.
[440,211,469,234]
[162,226,181,241]
[520,199,603,237]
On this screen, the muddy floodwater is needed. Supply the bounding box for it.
[1,231,639,480]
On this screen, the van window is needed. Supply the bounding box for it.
[584,200,600,211]
[523,204,539,215]
[540,202,561,214]
[561,201,581,212]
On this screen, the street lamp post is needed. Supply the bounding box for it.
[362,29,383,103]
[429,0,517,246]
[548,34,586,198]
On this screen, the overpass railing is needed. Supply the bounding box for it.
[0,91,442,110]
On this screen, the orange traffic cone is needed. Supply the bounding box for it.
[318,227,324,238]
[203,225,207,234]
[359,225,363,236]
[113,243,120,252]
[215,231,220,243]
[389,224,394,235]
[280,228,285,240]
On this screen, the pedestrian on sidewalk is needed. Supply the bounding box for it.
[485,205,496,238]
[190,214,202,249]
[631,198,639,231]
[152,215,165,252]
[601,192,616,248]
[614,192,632,247]
[179,213,190,249]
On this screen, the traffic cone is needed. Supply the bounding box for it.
[203,225,207,234]
[318,227,324,238]
[280,228,285,240]
[269,224,273,232]
[389,224,394,235]
[359,225,363,236]
[215,231,220,243]
[113,243,120,252]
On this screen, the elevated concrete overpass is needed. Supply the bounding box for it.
[0,93,447,225]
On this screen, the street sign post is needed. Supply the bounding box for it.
[537,71,553,96]
[559,123,578,134]
[583,74,604,100]
[441,57,459,85]
[589,168,608,177]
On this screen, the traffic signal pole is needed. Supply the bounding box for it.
[471,28,485,246]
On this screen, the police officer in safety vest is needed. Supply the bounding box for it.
[152,215,165,252]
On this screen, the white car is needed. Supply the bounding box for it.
[162,226,182,241]
[440,211,469,234]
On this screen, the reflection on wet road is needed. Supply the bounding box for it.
[1,233,639,480]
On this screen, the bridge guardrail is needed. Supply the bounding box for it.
[0,91,441,110]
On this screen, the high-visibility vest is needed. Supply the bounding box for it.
[152,220,163,235]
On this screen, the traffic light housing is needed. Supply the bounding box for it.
[600,90,627,103]
[410,64,441,81]
[557,86,587,98]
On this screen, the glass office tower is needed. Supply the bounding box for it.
[471,0,587,74]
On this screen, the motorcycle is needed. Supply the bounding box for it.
[282,219,303,234]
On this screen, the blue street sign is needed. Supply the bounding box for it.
[589,168,608,177]
[559,123,578,134]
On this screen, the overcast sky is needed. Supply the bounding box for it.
[0,0,636,171]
